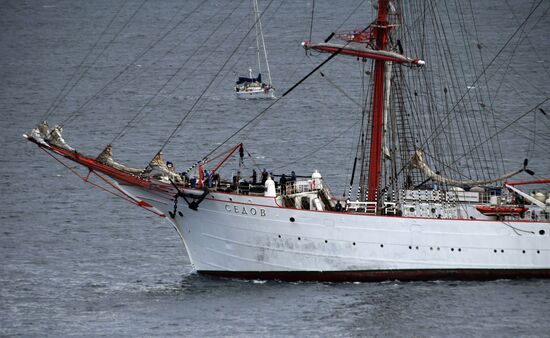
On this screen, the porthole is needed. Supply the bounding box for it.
[324,240,328,243]
[290,217,295,222]
[458,248,462,252]
[537,250,540,254]
[501,249,504,253]
[380,244,384,248]
[540,230,545,235]
[298,237,301,241]
[430,247,433,250]
[437,247,440,251]
[451,248,454,251]
[415,246,419,250]
[178,211,183,217]
[353,242,356,246]
[431,208,436,214]
[522,250,526,254]
[494,249,497,253]
[409,246,412,249]
[409,207,415,212]
[229,197,233,201]
[278,235,281,238]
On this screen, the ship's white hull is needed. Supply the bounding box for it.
[123,185,550,281]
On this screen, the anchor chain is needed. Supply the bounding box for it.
[169,190,182,219]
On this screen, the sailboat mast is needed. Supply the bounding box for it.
[253,0,263,76]
[255,0,272,85]
[366,0,389,204]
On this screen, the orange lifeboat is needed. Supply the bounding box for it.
[475,205,528,216]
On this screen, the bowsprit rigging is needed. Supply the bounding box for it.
[25,0,550,282]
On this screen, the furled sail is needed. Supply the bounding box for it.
[96,144,145,175]
[302,41,425,66]
[145,152,182,182]
[27,121,182,180]
[45,125,74,151]
[411,150,526,187]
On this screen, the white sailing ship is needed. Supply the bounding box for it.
[25,0,549,281]
[235,0,275,99]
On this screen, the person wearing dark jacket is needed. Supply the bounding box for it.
[280,174,287,194]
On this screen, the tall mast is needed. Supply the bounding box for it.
[366,0,390,204]
[253,0,263,76]
[255,0,272,85]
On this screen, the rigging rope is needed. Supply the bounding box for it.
[154,0,278,155]
[61,0,208,126]
[59,0,150,125]
[419,0,545,150]
[448,97,549,167]
[203,49,345,161]
[110,0,245,144]
[42,0,130,121]
[272,121,358,171]
[202,2,379,187]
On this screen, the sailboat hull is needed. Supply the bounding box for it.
[235,87,275,99]
[123,185,550,281]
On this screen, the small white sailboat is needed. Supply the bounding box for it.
[235,0,274,99]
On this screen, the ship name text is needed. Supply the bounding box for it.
[225,204,266,217]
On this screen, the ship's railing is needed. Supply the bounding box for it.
[403,189,493,203]
[345,201,398,215]
[284,180,311,195]
[383,202,397,215]
[284,178,330,195]
[345,201,377,214]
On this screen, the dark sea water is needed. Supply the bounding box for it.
[2,0,550,336]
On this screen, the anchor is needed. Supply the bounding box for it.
[168,179,209,218]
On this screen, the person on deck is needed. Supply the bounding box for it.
[291,171,296,181]
[252,169,257,184]
[212,173,221,188]
[179,172,188,185]
[261,168,268,184]
[166,161,175,173]
[280,174,287,195]
[204,170,213,188]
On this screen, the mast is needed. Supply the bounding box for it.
[255,0,272,85]
[253,0,263,76]
[366,0,389,204]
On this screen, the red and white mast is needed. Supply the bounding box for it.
[366,0,390,204]
[303,0,425,208]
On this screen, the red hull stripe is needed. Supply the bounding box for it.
[198,269,550,282]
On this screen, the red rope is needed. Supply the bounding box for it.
[40,148,165,218]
